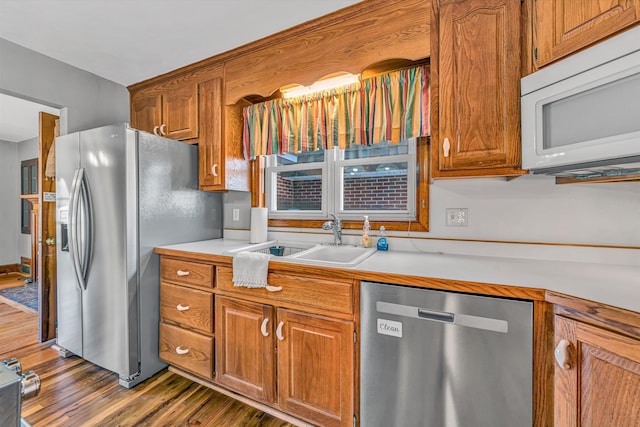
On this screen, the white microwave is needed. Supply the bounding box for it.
[521,26,640,177]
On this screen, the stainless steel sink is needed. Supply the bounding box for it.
[224,241,376,267]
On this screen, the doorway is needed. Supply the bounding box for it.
[0,93,60,344]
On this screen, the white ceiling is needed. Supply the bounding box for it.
[0,0,360,143]
[0,0,361,87]
[0,93,60,142]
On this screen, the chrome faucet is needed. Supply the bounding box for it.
[322,213,343,246]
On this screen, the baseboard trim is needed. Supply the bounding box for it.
[168,366,314,427]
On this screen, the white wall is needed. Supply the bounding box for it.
[0,140,19,265]
[0,38,129,133]
[230,174,640,248]
[0,39,130,265]
[426,175,640,247]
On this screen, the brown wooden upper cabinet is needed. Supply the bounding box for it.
[198,78,250,192]
[535,0,640,67]
[431,0,525,178]
[131,81,199,141]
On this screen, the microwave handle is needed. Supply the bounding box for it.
[443,137,451,158]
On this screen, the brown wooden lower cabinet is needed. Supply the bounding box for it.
[215,295,354,427]
[276,308,354,427]
[215,296,276,403]
[159,322,214,379]
[553,315,640,426]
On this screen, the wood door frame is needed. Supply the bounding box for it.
[38,112,59,342]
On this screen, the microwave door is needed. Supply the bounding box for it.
[522,50,640,171]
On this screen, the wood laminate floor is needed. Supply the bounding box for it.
[0,301,294,427]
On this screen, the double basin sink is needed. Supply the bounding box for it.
[225,240,377,268]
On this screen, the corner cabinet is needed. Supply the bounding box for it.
[131,81,199,141]
[431,0,525,178]
[535,0,640,67]
[553,315,640,426]
[215,268,355,427]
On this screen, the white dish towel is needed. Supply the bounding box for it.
[232,251,271,288]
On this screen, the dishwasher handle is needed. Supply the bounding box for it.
[418,309,454,323]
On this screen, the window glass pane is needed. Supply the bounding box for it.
[343,140,409,160]
[275,169,323,211]
[275,150,324,166]
[342,162,408,210]
[21,199,30,233]
[22,166,28,194]
[30,165,37,193]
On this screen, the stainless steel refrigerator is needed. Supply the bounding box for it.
[55,123,222,388]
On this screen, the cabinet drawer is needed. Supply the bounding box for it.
[159,322,213,379]
[160,282,213,334]
[161,258,213,289]
[217,267,353,314]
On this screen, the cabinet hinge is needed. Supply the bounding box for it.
[353,415,357,427]
[197,87,200,95]
[353,331,357,343]
[534,47,538,62]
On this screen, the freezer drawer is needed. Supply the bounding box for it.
[360,281,533,427]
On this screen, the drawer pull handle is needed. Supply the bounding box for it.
[443,137,451,158]
[211,164,218,177]
[159,123,167,136]
[266,285,282,292]
[176,304,190,312]
[153,125,160,136]
[554,339,571,369]
[176,270,190,276]
[276,321,285,341]
[175,346,190,355]
[260,318,270,337]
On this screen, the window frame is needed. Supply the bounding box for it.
[260,137,429,232]
[265,157,329,220]
[21,158,38,234]
[333,142,416,221]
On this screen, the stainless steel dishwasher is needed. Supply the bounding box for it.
[360,281,533,427]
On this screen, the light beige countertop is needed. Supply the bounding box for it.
[158,238,640,314]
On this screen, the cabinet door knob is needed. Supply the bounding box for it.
[211,164,219,177]
[443,137,451,158]
[260,318,270,337]
[554,339,572,369]
[175,346,190,355]
[153,126,160,136]
[276,321,285,341]
[266,285,282,292]
[176,270,190,276]
[160,123,167,136]
[176,304,190,312]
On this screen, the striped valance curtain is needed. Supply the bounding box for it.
[242,64,430,159]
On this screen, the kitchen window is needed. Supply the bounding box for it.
[265,139,416,221]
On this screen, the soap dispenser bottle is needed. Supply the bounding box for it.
[376,226,388,251]
[361,216,371,248]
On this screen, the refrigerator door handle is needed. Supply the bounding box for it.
[68,168,84,291]
[78,170,94,290]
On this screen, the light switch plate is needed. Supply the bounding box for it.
[446,208,468,227]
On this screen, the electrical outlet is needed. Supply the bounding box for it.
[446,208,468,227]
[232,208,240,221]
